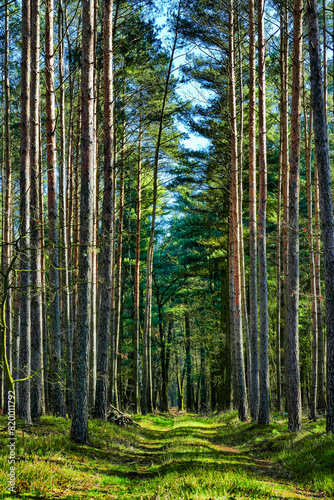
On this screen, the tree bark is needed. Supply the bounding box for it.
[304,104,318,421]
[71,0,95,443]
[3,0,13,416]
[133,115,142,414]
[282,3,290,412]
[307,0,334,433]
[185,312,193,412]
[229,0,248,422]
[248,0,259,422]
[94,0,114,421]
[237,12,251,404]
[30,0,43,421]
[287,0,303,433]
[18,0,32,424]
[45,0,65,418]
[58,0,73,416]
[257,0,270,426]
[314,159,325,411]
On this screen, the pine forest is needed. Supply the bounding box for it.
[0,0,334,499]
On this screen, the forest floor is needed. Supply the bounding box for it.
[0,410,333,499]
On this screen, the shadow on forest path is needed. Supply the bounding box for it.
[1,413,330,500]
[90,413,327,500]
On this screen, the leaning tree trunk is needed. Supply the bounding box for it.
[94,0,114,421]
[71,0,95,444]
[18,0,32,424]
[307,0,334,433]
[287,0,303,433]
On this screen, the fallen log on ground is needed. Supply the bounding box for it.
[107,404,141,427]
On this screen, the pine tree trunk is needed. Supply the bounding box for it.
[229,0,248,422]
[185,312,193,412]
[287,0,303,433]
[30,0,43,421]
[257,0,269,425]
[282,4,290,412]
[237,13,251,401]
[94,0,114,421]
[112,130,125,407]
[307,0,334,433]
[71,0,95,443]
[248,0,259,422]
[276,4,285,413]
[3,0,13,416]
[58,0,73,416]
[158,298,168,412]
[314,159,326,411]
[305,104,318,421]
[89,0,99,412]
[19,0,32,424]
[133,116,142,414]
[45,0,65,418]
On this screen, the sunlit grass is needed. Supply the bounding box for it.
[0,411,333,499]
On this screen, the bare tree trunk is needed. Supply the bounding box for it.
[39,120,47,414]
[94,0,114,420]
[257,0,269,425]
[229,0,247,422]
[323,0,327,126]
[314,159,325,411]
[112,129,125,408]
[237,12,251,402]
[276,3,285,413]
[307,0,334,433]
[305,103,318,421]
[133,116,142,414]
[282,3,290,412]
[3,0,13,416]
[287,0,303,433]
[45,0,65,418]
[71,0,95,443]
[18,0,32,424]
[89,0,99,412]
[185,312,193,412]
[248,0,258,422]
[72,94,81,359]
[30,0,43,421]
[58,0,73,416]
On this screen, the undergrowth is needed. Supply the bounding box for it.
[0,411,332,499]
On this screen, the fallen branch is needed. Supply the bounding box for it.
[107,404,141,428]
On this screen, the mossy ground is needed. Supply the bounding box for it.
[0,411,333,499]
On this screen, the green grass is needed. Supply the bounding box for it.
[0,411,333,499]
